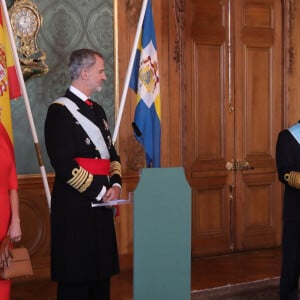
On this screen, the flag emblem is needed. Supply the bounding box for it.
[138,45,159,100]
[0,44,8,95]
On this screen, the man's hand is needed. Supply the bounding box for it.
[102,186,121,202]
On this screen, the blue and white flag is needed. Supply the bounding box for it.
[129,0,161,168]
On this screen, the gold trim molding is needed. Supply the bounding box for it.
[173,0,184,68]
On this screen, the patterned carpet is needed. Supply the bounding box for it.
[191,277,280,300]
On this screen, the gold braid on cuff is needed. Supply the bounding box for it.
[110,161,121,177]
[67,167,93,193]
[284,171,300,189]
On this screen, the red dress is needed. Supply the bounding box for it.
[0,122,17,300]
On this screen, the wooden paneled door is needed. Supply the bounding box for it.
[184,0,283,256]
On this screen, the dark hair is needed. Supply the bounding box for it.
[69,49,104,80]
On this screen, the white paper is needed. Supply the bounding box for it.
[91,199,130,207]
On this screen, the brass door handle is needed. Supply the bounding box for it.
[239,161,253,171]
[226,160,254,172]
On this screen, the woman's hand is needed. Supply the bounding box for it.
[0,237,11,269]
[8,217,22,243]
[8,189,22,242]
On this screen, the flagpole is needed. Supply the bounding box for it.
[112,0,149,144]
[1,0,51,209]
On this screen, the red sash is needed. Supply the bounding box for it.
[75,158,110,175]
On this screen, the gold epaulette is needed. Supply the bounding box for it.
[67,166,93,193]
[284,171,300,189]
[52,102,64,106]
[110,161,121,177]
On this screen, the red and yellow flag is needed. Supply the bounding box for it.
[0,4,21,142]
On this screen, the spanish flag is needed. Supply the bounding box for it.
[0,4,21,142]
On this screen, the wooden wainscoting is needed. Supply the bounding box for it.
[17,173,138,280]
[17,174,53,279]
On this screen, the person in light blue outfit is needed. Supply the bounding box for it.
[276,121,300,300]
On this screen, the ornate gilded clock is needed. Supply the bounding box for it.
[9,0,48,80]
[11,4,39,38]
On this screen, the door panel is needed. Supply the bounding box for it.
[185,0,233,255]
[185,0,282,256]
[234,0,282,250]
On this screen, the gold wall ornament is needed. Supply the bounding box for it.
[9,0,48,81]
[125,0,143,25]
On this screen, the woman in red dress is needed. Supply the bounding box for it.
[0,117,22,300]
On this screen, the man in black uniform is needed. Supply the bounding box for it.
[44,48,122,300]
[276,122,300,300]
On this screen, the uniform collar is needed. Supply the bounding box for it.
[69,85,88,102]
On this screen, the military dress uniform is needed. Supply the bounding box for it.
[276,124,300,300]
[44,88,121,297]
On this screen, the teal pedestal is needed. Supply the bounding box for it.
[133,167,191,300]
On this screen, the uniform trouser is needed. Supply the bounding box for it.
[57,278,110,300]
[280,221,300,300]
